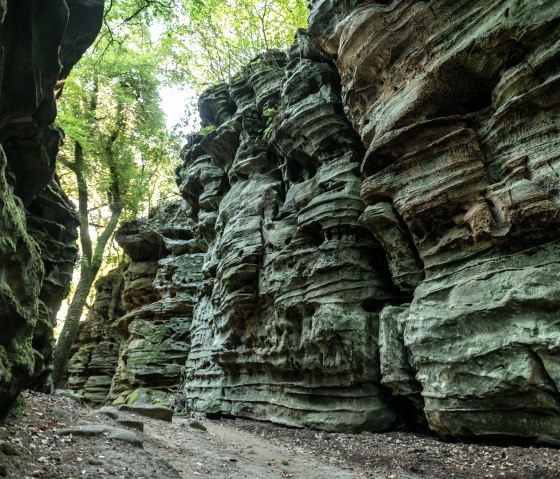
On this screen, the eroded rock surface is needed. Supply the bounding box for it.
[107,203,204,406]
[27,182,79,393]
[176,39,403,432]
[0,0,104,415]
[64,1,560,444]
[65,269,124,405]
[309,0,560,443]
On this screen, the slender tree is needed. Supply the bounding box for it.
[51,0,309,384]
[52,39,176,386]
[52,140,123,386]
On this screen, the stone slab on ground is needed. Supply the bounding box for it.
[55,423,143,447]
[118,404,174,422]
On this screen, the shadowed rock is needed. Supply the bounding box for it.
[0,0,104,415]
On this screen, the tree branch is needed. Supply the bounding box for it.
[74,141,93,265]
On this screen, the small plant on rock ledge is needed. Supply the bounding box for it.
[199,124,218,137]
[262,105,281,141]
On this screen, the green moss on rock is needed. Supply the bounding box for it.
[0,148,44,414]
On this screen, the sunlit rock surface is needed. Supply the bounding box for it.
[107,203,204,406]
[0,0,104,415]
[309,0,560,443]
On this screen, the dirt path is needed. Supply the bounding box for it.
[0,391,355,479]
[1,391,560,479]
[147,416,355,478]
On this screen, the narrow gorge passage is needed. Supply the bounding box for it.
[1,1,560,478]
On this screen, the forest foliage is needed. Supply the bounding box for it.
[58,0,308,248]
[168,0,308,85]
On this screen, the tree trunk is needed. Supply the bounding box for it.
[52,106,124,387]
[51,265,97,387]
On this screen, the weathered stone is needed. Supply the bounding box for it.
[65,269,124,406]
[108,203,204,407]
[55,424,143,447]
[178,36,403,432]
[116,203,195,261]
[0,146,44,414]
[63,0,560,445]
[27,181,79,392]
[118,404,174,422]
[120,261,159,313]
[378,305,424,426]
[309,0,560,443]
[0,0,104,415]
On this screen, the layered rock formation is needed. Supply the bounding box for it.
[107,203,204,406]
[26,182,80,392]
[309,0,560,443]
[64,0,560,445]
[0,0,104,414]
[65,269,124,405]
[176,39,404,431]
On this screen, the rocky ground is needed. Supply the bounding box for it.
[0,392,559,479]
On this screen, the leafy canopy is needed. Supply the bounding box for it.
[155,0,308,87]
[61,52,175,214]
[56,0,308,277]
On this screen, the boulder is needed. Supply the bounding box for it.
[118,404,174,422]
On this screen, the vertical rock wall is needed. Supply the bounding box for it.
[308,0,560,443]
[64,0,560,445]
[0,0,104,415]
[177,38,403,431]
[107,204,204,406]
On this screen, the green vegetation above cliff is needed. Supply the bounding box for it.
[168,0,308,86]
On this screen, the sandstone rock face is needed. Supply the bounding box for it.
[177,39,403,432]
[309,0,560,443]
[27,181,79,392]
[63,1,560,444]
[0,146,43,413]
[108,203,204,406]
[65,269,124,405]
[0,0,104,415]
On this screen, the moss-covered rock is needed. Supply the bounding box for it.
[0,0,104,415]
[0,147,44,414]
